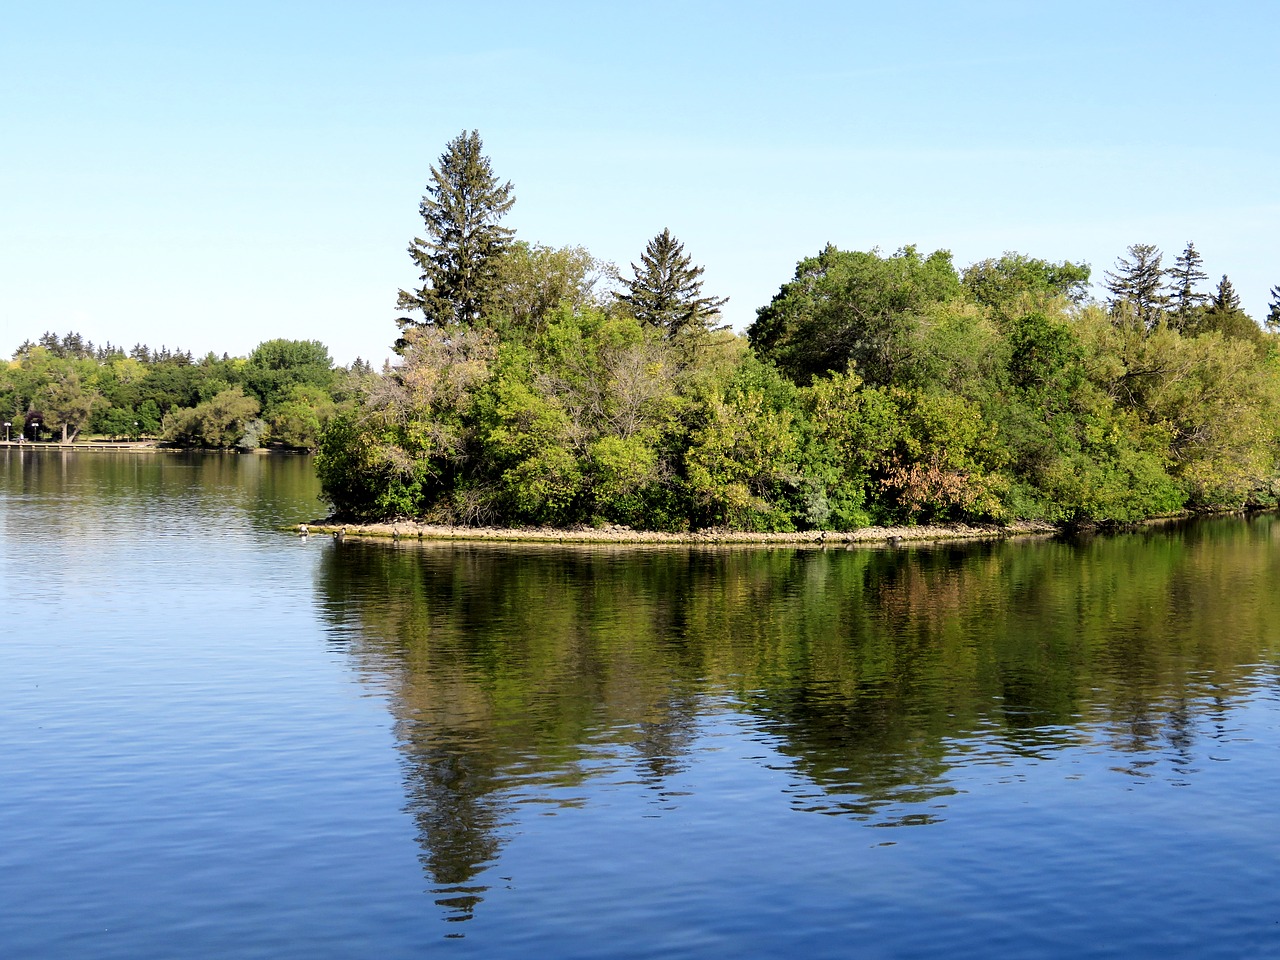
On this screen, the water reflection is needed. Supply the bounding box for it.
[314,519,1280,923]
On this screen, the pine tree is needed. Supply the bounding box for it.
[1165,241,1209,322]
[617,229,727,338]
[396,130,515,331]
[1104,243,1167,328]
[1210,274,1242,313]
[1266,285,1280,334]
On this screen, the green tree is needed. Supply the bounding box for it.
[243,338,335,409]
[162,386,261,448]
[1104,243,1167,329]
[484,242,613,333]
[265,384,337,449]
[1165,241,1209,325]
[1193,275,1262,345]
[616,229,727,339]
[749,244,962,386]
[962,252,1091,311]
[37,361,101,442]
[1266,285,1280,334]
[396,130,515,333]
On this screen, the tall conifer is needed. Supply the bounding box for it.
[1166,241,1209,322]
[397,130,515,332]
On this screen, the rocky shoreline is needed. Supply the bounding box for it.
[297,518,1060,546]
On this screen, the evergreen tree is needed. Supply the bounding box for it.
[1210,274,1242,313]
[1104,243,1167,328]
[396,130,515,332]
[1165,241,1209,323]
[1266,285,1280,334]
[1196,274,1262,344]
[617,229,727,338]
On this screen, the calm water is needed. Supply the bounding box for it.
[3,450,1280,958]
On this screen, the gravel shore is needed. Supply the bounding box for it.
[296,519,1058,546]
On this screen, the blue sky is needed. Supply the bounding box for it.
[2,1,1277,365]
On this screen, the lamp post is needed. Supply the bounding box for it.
[3,422,9,443]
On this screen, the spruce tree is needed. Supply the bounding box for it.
[1104,243,1167,328]
[1210,274,1242,313]
[396,130,515,331]
[1165,241,1209,323]
[1266,285,1280,333]
[617,229,727,338]
[1198,274,1262,344]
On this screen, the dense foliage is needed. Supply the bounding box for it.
[314,131,1280,529]
[9,130,1278,529]
[1,333,365,448]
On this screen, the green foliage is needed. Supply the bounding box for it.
[963,253,1091,311]
[873,389,1007,524]
[265,384,337,449]
[684,380,799,531]
[315,414,425,520]
[396,130,515,332]
[162,386,261,448]
[749,244,963,386]
[485,242,613,334]
[1180,275,1265,347]
[798,370,897,529]
[312,180,1280,533]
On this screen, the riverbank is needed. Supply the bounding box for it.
[297,518,1060,546]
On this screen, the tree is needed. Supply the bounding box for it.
[243,338,335,409]
[162,386,261,448]
[1210,274,1242,313]
[484,242,614,333]
[1165,241,1209,324]
[1104,243,1167,328]
[748,244,962,386]
[1195,274,1262,345]
[396,130,515,333]
[37,361,101,442]
[962,253,1091,310]
[1266,285,1280,334]
[616,229,727,339]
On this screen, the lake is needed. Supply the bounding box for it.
[3,449,1279,958]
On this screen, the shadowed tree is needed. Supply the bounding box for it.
[396,130,515,336]
[616,229,727,339]
[1266,285,1280,334]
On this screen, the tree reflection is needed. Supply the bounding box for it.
[314,518,1280,923]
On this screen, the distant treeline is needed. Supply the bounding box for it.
[1,331,370,447]
[313,130,1280,530]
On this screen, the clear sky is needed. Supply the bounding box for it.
[2,1,1277,366]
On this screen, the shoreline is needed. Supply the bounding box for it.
[0,441,308,454]
[297,518,1061,547]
